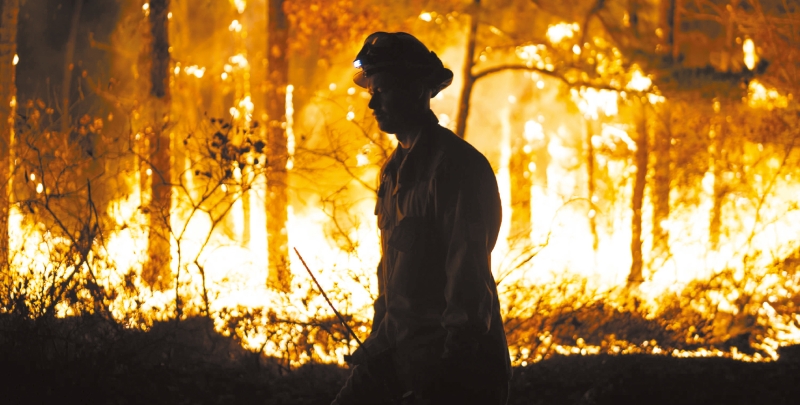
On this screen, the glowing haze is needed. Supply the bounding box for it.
[7,2,799,367]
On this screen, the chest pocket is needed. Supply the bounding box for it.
[395,179,430,221]
[391,180,433,251]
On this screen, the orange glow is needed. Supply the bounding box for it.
[7,2,800,370]
[546,22,578,44]
[743,38,758,70]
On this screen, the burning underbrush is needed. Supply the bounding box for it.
[3,0,800,402]
[2,221,799,368]
[1,111,798,378]
[2,253,799,404]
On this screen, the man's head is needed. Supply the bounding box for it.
[353,32,453,135]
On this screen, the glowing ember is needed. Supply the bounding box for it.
[231,0,246,14]
[626,66,652,92]
[229,53,249,69]
[743,38,758,70]
[748,80,788,110]
[546,22,579,44]
[183,65,205,78]
[571,87,618,119]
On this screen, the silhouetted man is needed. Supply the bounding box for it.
[332,32,511,405]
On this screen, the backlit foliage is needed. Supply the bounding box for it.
[1,0,800,369]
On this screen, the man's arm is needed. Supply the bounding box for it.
[371,260,386,334]
[346,260,386,365]
[434,159,502,358]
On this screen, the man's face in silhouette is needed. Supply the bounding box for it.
[367,71,430,135]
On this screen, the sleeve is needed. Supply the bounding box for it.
[370,260,386,334]
[348,260,386,365]
[434,160,502,359]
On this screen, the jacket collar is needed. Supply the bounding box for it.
[385,110,439,193]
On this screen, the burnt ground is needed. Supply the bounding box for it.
[513,350,800,405]
[0,316,798,405]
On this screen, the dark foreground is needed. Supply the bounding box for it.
[1,317,797,405]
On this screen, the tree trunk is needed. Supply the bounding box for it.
[455,0,479,139]
[659,0,679,61]
[266,0,291,291]
[671,0,682,60]
[169,0,193,216]
[0,0,19,273]
[60,0,83,136]
[508,121,531,241]
[709,121,724,250]
[628,102,648,286]
[586,119,598,251]
[243,0,269,249]
[720,2,736,72]
[142,0,172,291]
[652,105,671,255]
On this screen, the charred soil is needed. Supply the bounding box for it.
[0,315,797,405]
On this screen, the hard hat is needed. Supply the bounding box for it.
[353,32,454,97]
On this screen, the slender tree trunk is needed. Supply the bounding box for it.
[508,120,531,241]
[652,105,671,255]
[710,8,735,247]
[142,0,172,290]
[508,85,533,241]
[170,0,192,215]
[629,0,641,36]
[532,130,550,190]
[0,0,19,273]
[60,0,83,136]
[720,2,736,72]
[241,171,252,245]
[709,121,724,250]
[586,119,598,251]
[455,0,479,139]
[235,4,251,246]
[244,0,270,249]
[661,0,682,62]
[651,0,675,257]
[629,102,648,286]
[671,0,681,61]
[266,0,291,291]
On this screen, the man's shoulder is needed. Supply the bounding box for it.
[430,125,494,176]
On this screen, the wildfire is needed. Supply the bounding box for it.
[5,1,800,372]
[546,22,579,44]
[743,38,758,71]
[228,53,249,69]
[625,66,652,92]
[183,65,206,78]
[231,0,246,14]
[571,87,618,119]
[748,80,788,110]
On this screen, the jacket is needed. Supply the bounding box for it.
[354,111,512,384]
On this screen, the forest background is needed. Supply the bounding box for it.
[1,0,800,403]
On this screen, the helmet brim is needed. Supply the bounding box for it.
[353,67,454,98]
[353,70,371,89]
